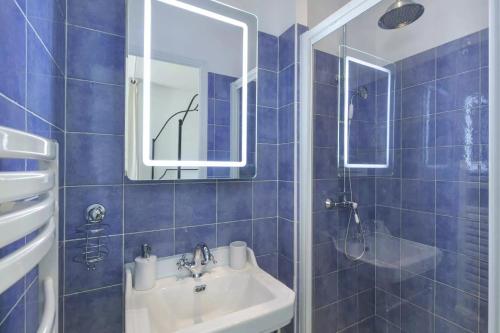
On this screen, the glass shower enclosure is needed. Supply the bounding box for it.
[299,0,492,332]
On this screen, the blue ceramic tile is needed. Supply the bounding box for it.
[436,181,479,219]
[279,104,294,144]
[278,218,293,259]
[314,114,336,148]
[67,26,125,84]
[65,186,123,240]
[0,96,25,130]
[214,100,230,126]
[437,32,480,78]
[175,182,216,227]
[436,249,479,295]
[0,296,25,333]
[401,82,435,118]
[313,147,336,179]
[434,317,470,333]
[337,295,358,330]
[213,74,234,101]
[401,115,435,148]
[124,184,174,232]
[66,133,123,185]
[313,241,338,276]
[26,73,64,128]
[27,27,60,76]
[29,16,65,71]
[435,108,480,146]
[64,286,123,333]
[435,282,479,331]
[314,83,337,116]
[279,25,295,71]
[217,220,252,247]
[255,144,277,180]
[257,106,277,144]
[26,107,52,140]
[436,70,480,112]
[401,179,435,212]
[0,1,26,105]
[402,147,435,180]
[401,302,434,333]
[66,79,124,134]
[338,266,359,299]
[64,235,123,293]
[313,179,340,212]
[436,215,479,259]
[256,253,277,277]
[401,271,434,311]
[279,143,294,181]
[313,303,337,333]
[278,254,293,289]
[480,298,488,332]
[174,225,216,254]
[402,48,435,88]
[253,217,277,256]
[214,125,230,151]
[375,289,401,327]
[279,65,294,107]
[375,206,401,237]
[68,0,125,35]
[401,209,435,246]
[253,181,277,218]
[376,178,401,207]
[26,0,65,21]
[435,145,480,182]
[258,31,278,72]
[217,181,252,222]
[25,278,39,333]
[313,272,338,308]
[0,278,24,324]
[314,50,338,86]
[124,229,174,263]
[207,124,215,150]
[258,69,277,108]
[278,181,294,221]
[207,72,214,98]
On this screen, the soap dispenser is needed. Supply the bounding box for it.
[134,244,157,291]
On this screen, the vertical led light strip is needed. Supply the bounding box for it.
[142,0,248,167]
[343,56,391,169]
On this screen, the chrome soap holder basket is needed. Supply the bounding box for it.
[73,204,109,270]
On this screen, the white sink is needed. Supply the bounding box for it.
[125,247,295,333]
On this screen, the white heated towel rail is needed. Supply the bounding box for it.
[0,125,58,332]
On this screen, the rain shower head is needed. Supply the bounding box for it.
[378,0,424,30]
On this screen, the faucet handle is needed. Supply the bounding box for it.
[177,254,188,270]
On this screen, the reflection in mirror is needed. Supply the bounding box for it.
[125,0,257,180]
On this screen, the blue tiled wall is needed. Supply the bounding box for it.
[61,1,284,331]
[373,29,489,332]
[0,0,65,332]
[312,49,377,333]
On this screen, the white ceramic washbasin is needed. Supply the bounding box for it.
[125,247,295,333]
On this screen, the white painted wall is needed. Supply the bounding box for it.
[311,0,489,62]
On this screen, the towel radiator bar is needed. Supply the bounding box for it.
[0,126,59,332]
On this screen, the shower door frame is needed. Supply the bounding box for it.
[297,1,500,332]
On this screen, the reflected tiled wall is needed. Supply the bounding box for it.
[61,1,285,332]
[374,29,489,332]
[0,0,66,332]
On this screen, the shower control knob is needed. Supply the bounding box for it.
[325,198,334,209]
[86,204,106,223]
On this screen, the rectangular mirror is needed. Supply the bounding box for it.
[340,46,395,169]
[125,0,257,180]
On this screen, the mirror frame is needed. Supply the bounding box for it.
[142,0,250,168]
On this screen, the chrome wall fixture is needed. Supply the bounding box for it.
[74,204,109,270]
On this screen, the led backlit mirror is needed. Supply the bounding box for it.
[340,47,395,169]
[125,0,257,180]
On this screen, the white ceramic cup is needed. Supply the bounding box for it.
[229,241,247,270]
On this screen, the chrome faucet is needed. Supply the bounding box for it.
[176,243,216,278]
